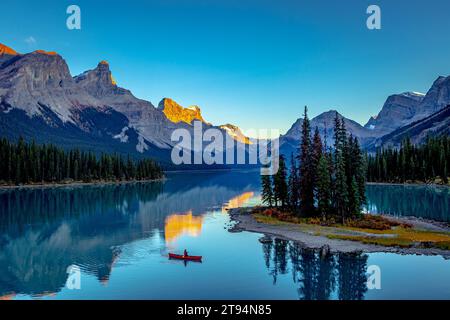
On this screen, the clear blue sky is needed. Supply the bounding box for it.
[2,0,450,134]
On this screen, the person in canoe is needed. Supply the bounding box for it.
[168,251,202,261]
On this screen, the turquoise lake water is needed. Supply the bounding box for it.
[0,170,449,300]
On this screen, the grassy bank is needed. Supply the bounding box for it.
[250,207,450,250]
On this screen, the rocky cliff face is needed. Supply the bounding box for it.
[0,49,100,122]
[74,61,187,150]
[370,105,450,149]
[158,98,207,125]
[364,92,425,135]
[74,60,120,98]
[411,76,450,122]
[0,43,17,55]
[219,124,252,144]
[0,43,18,65]
[364,77,450,137]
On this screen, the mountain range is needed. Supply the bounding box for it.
[1,42,449,167]
[280,76,450,156]
[0,43,251,167]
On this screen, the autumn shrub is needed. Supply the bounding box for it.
[345,215,412,230]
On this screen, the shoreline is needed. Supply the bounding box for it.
[228,208,450,258]
[367,182,450,188]
[0,178,165,191]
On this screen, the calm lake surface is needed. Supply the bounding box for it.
[1,170,450,300]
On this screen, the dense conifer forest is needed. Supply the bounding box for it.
[0,138,164,185]
[367,136,449,184]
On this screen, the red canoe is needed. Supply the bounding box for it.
[169,253,202,262]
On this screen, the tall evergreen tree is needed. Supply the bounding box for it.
[353,137,367,210]
[348,176,361,215]
[261,174,274,207]
[288,153,300,209]
[311,126,323,185]
[316,154,331,220]
[333,113,349,223]
[298,106,315,215]
[273,155,288,208]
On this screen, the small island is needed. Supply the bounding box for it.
[229,207,450,258]
[229,108,450,258]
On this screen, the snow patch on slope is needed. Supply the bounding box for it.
[113,127,129,143]
[136,135,149,153]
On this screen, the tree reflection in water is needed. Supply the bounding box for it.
[262,239,369,300]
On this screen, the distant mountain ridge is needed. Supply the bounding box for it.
[280,74,450,156]
[369,105,450,150]
[364,92,425,135]
[280,110,379,157]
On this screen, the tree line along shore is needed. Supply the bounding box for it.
[0,138,164,186]
[367,136,449,185]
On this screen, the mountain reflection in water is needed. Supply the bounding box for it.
[0,171,259,298]
[222,192,255,212]
[165,212,204,244]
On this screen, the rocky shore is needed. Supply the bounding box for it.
[228,207,450,259]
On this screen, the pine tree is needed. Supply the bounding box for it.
[333,113,348,223]
[311,126,323,185]
[261,174,274,207]
[288,153,300,209]
[298,106,314,215]
[316,154,331,220]
[444,162,448,184]
[348,176,361,215]
[273,155,288,208]
[351,137,366,212]
[440,147,448,184]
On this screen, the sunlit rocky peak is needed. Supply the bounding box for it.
[0,43,18,56]
[219,123,252,145]
[158,98,207,125]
